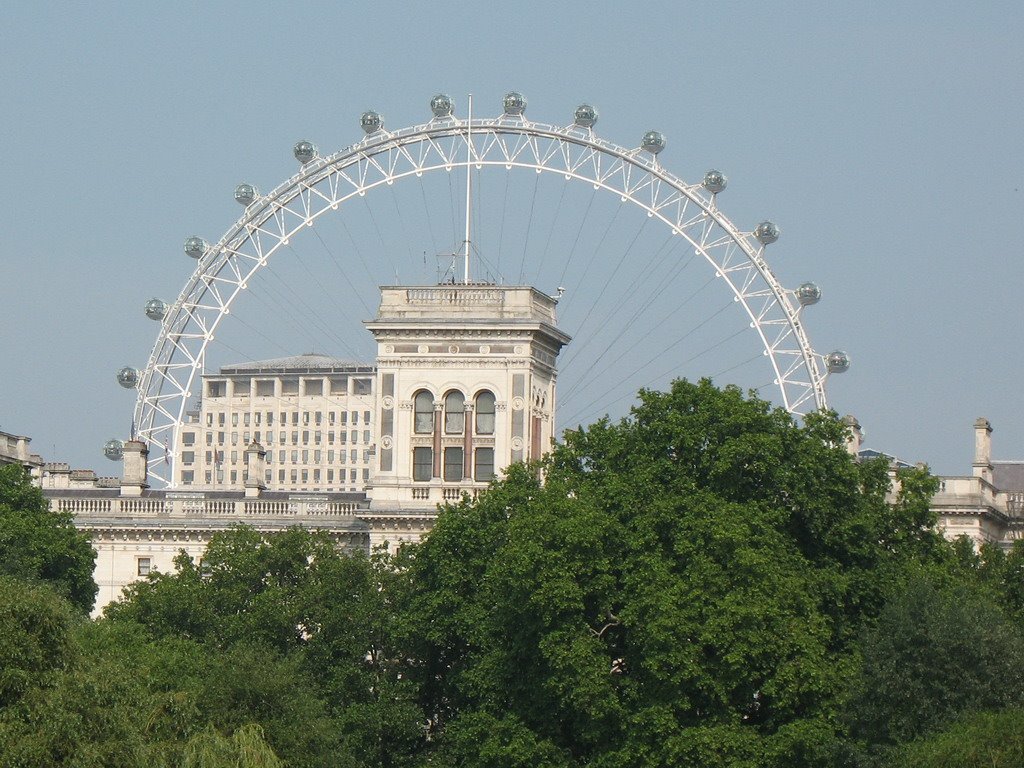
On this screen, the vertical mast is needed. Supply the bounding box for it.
[463,94,473,284]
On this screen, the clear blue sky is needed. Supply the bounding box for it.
[2,1,1022,476]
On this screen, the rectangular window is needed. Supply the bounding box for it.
[205,451,212,464]
[302,450,309,463]
[314,431,322,445]
[230,451,237,463]
[207,381,226,398]
[291,412,299,425]
[351,411,359,425]
[291,450,299,463]
[254,412,262,426]
[443,447,464,482]
[230,471,237,484]
[350,449,357,463]
[279,450,285,463]
[363,429,370,444]
[266,431,273,444]
[313,469,321,483]
[232,413,239,427]
[182,470,195,485]
[182,432,195,446]
[254,431,260,444]
[315,411,322,425]
[301,469,308,482]
[328,431,335,443]
[267,411,274,425]
[314,450,321,463]
[217,432,225,445]
[218,413,225,426]
[206,433,213,446]
[282,378,299,396]
[291,431,299,445]
[265,469,272,484]
[341,412,348,425]
[329,411,336,426]
[413,447,432,482]
[243,431,250,444]
[137,557,151,576]
[350,469,357,483]
[302,412,310,426]
[291,469,298,483]
[206,413,213,427]
[256,380,275,397]
[205,471,212,483]
[362,468,369,482]
[327,469,334,483]
[364,410,371,423]
[243,413,250,427]
[475,448,495,482]
[278,469,285,483]
[182,451,195,465]
[353,378,371,395]
[327,450,334,463]
[231,432,238,445]
[302,430,309,443]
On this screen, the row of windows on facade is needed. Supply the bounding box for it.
[178,467,370,486]
[412,446,495,483]
[206,378,373,398]
[182,430,372,449]
[202,410,372,429]
[414,390,496,435]
[181,448,371,466]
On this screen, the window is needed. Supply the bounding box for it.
[182,451,195,465]
[231,432,238,445]
[443,447,464,482]
[217,432,225,445]
[278,469,285,483]
[137,557,151,577]
[475,391,496,435]
[243,413,250,427]
[413,447,432,481]
[315,411,322,425]
[182,432,195,446]
[205,471,212,483]
[205,451,212,464]
[351,411,359,425]
[363,429,370,444]
[362,468,369,482]
[243,431,250,444]
[328,430,335,443]
[475,448,495,482]
[279,450,285,463]
[445,391,465,434]
[364,410,371,423]
[302,430,309,443]
[265,469,272,483]
[291,412,299,425]
[291,450,298,463]
[206,433,213,446]
[230,471,237,484]
[301,470,308,483]
[291,431,299,445]
[218,413,225,426]
[302,412,310,426]
[314,450,321,463]
[182,470,194,485]
[267,411,274,425]
[206,413,213,427]
[328,469,334,483]
[327,450,334,463]
[341,412,348,425]
[254,412,262,425]
[329,411,336,426]
[313,469,321,483]
[350,469,357,483]
[302,450,309,463]
[232,413,239,427]
[414,390,434,434]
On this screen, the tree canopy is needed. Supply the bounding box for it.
[0,463,96,612]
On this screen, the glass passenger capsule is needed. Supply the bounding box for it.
[796,282,821,306]
[825,351,851,374]
[184,236,207,259]
[702,169,728,194]
[293,140,317,164]
[360,111,383,134]
[573,104,598,128]
[234,183,258,206]
[641,131,666,155]
[754,220,780,245]
[103,439,124,461]
[502,92,526,116]
[430,94,453,118]
[144,298,167,320]
[116,367,140,389]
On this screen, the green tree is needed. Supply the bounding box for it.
[847,573,1024,747]
[0,464,97,612]
[886,707,1024,768]
[397,379,948,767]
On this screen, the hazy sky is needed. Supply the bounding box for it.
[2,1,1022,477]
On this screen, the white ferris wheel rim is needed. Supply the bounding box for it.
[133,107,831,487]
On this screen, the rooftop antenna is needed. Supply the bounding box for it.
[463,94,473,284]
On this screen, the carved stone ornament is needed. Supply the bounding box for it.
[511,397,525,411]
[382,395,395,409]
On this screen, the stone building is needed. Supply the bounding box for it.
[41,282,570,613]
[0,429,43,480]
[175,354,376,493]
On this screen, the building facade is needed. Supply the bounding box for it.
[176,355,376,493]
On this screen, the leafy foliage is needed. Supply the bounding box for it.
[0,463,96,611]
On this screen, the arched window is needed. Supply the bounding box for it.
[414,390,434,434]
[444,391,465,435]
[475,390,495,435]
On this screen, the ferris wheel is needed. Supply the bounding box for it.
[109,92,849,487]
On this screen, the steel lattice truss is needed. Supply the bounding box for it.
[136,113,830,487]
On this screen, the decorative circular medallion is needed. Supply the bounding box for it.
[383,344,394,354]
[381,395,394,409]
[417,344,428,354]
[448,344,460,353]
[510,437,524,451]
[513,345,526,355]
[479,344,490,354]
[381,436,393,449]
[511,396,525,410]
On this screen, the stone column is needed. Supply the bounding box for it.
[120,440,149,497]
[244,441,267,498]
[463,404,474,480]
[974,418,993,483]
[433,402,443,479]
[842,415,863,458]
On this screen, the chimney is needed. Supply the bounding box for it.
[120,440,149,497]
[842,414,863,458]
[244,441,267,498]
[973,418,993,483]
